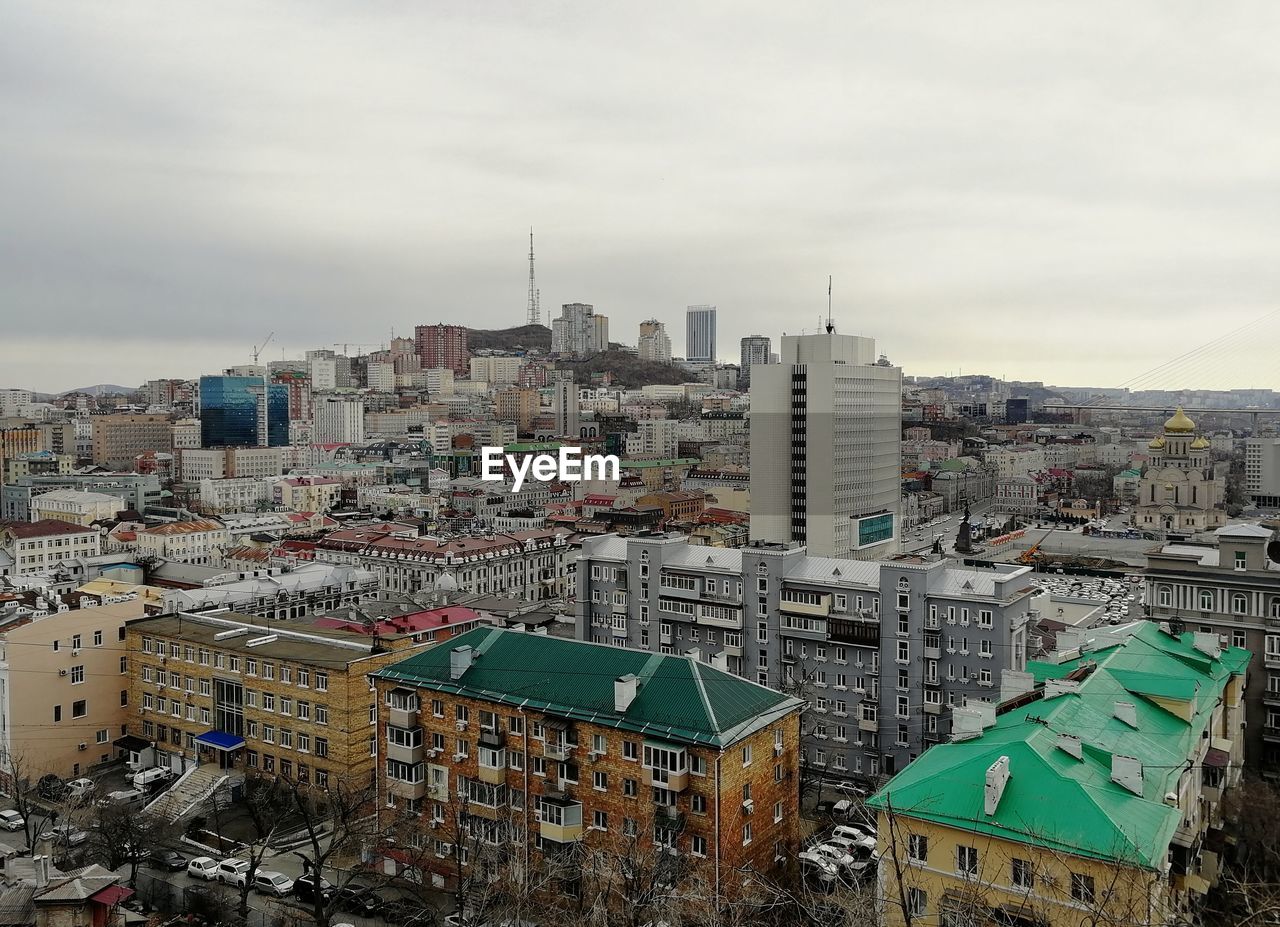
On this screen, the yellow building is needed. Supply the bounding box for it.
[868,622,1248,927]
[125,610,430,786]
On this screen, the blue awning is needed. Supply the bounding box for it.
[194,730,245,751]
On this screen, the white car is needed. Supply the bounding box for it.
[216,859,251,886]
[41,823,89,846]
[798,850,839,884]
[826,835,872,858]
[253,871,294,897]
[187,857,220,880]
[832,824,877,851]
[67,778,96,800]
[810,843,858,874]
[97,789,144,808]
[0,810,24,831]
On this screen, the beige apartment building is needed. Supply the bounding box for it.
[0,521,103,578]
[125,610,429,786]
[0,598,146,788]
[91,414,173,470]
[30,489,125,527]
[135,519,230,565]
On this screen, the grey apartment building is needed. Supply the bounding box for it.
[1145,523,1280,773]
[576,533,1037,779]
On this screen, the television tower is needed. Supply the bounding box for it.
[526,228,539,327]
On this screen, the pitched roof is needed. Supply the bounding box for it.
[867,622,1249,869]
[140,519,225,536]
[373,626,803,748]
[0,520,97,539]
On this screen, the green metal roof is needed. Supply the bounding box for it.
[372,627,803,748]
[868,622,1249,869]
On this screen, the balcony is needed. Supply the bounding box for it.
[659,631,673,645]
[539,796,583,843]
[478,761,506,785]
[923,702,941,715]
[923,645,940,660]
[780,614,827,639]
[642,765,689,792]
[780,592,832,618]
[697,605,743,630]
[1263,724,1280,742]
[388,704,419,729]
[859,717,878,733]
[1267,653,1280,670]
[1265,689,1280,706]
[388,778,427,801]
[654,806,686,833]
[543,739,575,761]
[387,739,424,765]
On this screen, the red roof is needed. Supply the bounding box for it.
[314,606,483,636]
[90,884,134,907]
[0,519,97,539]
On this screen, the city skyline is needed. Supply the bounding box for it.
[5,3,1280,392]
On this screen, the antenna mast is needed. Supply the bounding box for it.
[526,228,539,326]
[825,276,834,334]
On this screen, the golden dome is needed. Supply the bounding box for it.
[1164,407,1196,433]
[1148,436,1166,450]
[1190,435,1210,450]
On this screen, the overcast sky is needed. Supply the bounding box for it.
[3,2,1279,394]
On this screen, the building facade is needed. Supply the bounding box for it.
[415,324,470,376]
[135,519,230,566]
[738,335,770,388]
[868,621,1248,927]
[1144,523,1280,771]
[90,414,174,470]
[313,393,366,445]
[198,376,289,448]
[125,610,424,783]
[29,490,125,527]
[371,627,803,911]
[684,305,717,364]
[0,521,102,577]
[637,319,673,362]
[1244,437,1280,508]
[576,534,1037,779]
[551,303,609,358]
[750,332,902,559]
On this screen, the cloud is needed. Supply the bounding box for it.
[2,1,1279,392]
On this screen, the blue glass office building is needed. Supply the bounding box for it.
[199,376,289,447]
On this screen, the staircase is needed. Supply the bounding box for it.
[144,765,227,824]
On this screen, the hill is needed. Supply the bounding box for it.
[467,324,551,353]
[555,351,693,390]
[61,384,137,397]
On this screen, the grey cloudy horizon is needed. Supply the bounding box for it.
[3,1,1280,394]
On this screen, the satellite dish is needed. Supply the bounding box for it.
[1267,540,1280,565]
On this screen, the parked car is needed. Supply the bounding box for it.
[0,810,24,831]
[810,843,858,875]
[96,788,144,808]
[813,799,837,815]
[215,859,251,886]
[131,767,173,791]
[40,823,89,846]
[831,781,868,798]
[831,823,877,851]
[253,871,294,897]
[849,849,882,880]
[66,778,96,801]
[335,885,388,916]
[36,775,66,801]
[293,872,334,903]
[387,900,438,925]
[798,850,839,886]
[151,849,187,871]
[825,834,874,858]
[187,857,220,880]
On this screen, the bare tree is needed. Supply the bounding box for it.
[0,750,56,850]
[89,800,174,886]
[221,776,291,923]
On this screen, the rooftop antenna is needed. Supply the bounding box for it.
[526,228,539,327]
[825,276,834,334]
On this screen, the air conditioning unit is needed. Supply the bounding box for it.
[159,655,166,663]
[58,669,68,677]
[71,649,80,657]
[742,799,754,814]
[452,753,467,762]
[773,743,783,756]
[588,750,603,761]
[455,721,468,731]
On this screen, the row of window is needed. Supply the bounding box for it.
[136,639,329,689]
[907,835,1097,904]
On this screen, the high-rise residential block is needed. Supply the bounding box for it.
[91,413,174,469]
[495,388,541,434]
[313,393,365,445]
[750,332,902,559]
[1244,437,1280,507]
[551,303,608,357]
[685,305,717,363]
[638,319,673,362]
[414,324,470,375]
[576,533,1035,779]
[738,335,771,388]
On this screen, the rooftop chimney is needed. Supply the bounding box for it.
[1193,631,1221,660]
[614,674,639,713]
[1111,754,1144,796]
[984,755,1011,816]
[1114,701,1138,729]
[449,645,473,681]
[1044,678,1080,700]
[34,855,49,888]
[1000,670,1035,703]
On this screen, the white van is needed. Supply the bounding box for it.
[131,767,173,790]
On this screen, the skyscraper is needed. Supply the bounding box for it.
[685,305,717,363]
[637,319,672,362]
[313,393,366,445]
[414,324,470,375]
[198,376,289,448]
[551,374,580,438]
[550,303,608,357]
[749,332,902,559]
[738,334,771,388]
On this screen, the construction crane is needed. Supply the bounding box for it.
[1018,526,1058,566]
[332,342,382,356]
[251,331,275,365]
